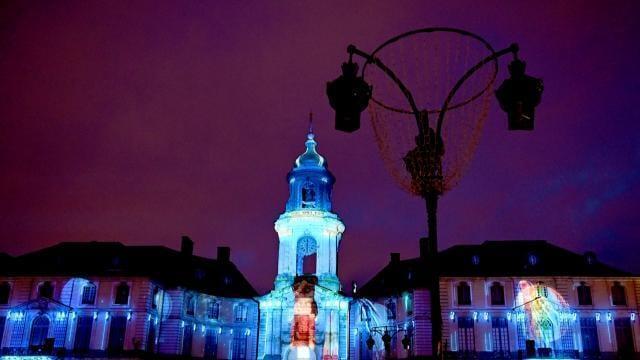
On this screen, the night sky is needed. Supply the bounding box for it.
[1,1,639,293]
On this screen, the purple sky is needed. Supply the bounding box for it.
[1,1,639,293]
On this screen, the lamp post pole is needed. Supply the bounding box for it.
[327,27,542,359]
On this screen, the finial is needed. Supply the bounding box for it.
[308,111,314,140]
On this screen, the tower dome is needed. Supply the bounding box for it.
[285,129,335,212]
[295,132,325,168]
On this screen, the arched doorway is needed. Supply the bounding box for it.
[29,315,50,347]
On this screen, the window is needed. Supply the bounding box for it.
[151,287,159,309]
[536,283,548,298]
[0,282,10,304]
[114,282,129,305]
[490,282,505,306]
[457,282,471,305]
[614,318,634,356]
[301,180,316,208]
[386,299,396,320]
[577,282,592,306]
[611,282,626,306]
[81,283,97,305]
[38,281,54,298]
[232,331,248,359]
[492,317,509,356]
[185,295,196,316]
[458,316,475,355]
[235,304,248,322]
[207,300,220,319]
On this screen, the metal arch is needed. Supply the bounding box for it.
[360,27,500,116]
[435,43,519,142]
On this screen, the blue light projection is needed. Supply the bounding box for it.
[258,131,349,360]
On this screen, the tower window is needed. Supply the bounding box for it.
[296,236,317,275]
[301,180,316,208]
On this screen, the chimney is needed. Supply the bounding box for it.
[217,246,230,263]
[181,236,194,256]
[390,252,400,264]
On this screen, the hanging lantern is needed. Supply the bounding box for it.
[381,331,392,350]
[326,60,372,133]
[495,58,543,130]
[366,335,375,350]
[401,334,411,350]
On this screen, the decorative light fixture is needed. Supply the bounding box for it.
[366,335,375,350]
[495,56,544,130]
[402,334,411,350]
[326,54,372,133]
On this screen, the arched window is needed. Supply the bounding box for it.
[457,282,471,305]
[296,236,317,275]
[386,299,396,320]
[234,304,247,322]
[0,282,10,304]
[301,180,317,208]
[611,282,626,306]
[207,300,220,319]
[29,315,50,347]
[114,282,129,305]
[185,295,196,316]
[38,281,54,299]
[577,282,592,305]
[81,283,97,305]
[490,282,505,305]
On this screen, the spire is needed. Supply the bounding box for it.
[295,113,324,168]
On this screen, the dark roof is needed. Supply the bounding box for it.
[0,253,12,273]
[1,242,257,298]
[358,240,634,297]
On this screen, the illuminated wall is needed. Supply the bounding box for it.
[258,131,350,360]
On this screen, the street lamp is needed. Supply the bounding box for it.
[326,58,372,133]
[326,27,543,358]
[496,57,544,130]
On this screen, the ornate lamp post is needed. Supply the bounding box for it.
[326,27,543,358]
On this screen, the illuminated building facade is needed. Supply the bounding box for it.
[0,237,259,359]
[257,131,350,360]
[353,240,640,359]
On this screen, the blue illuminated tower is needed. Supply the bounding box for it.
[274,130,345,291]
[258,129,349,360]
